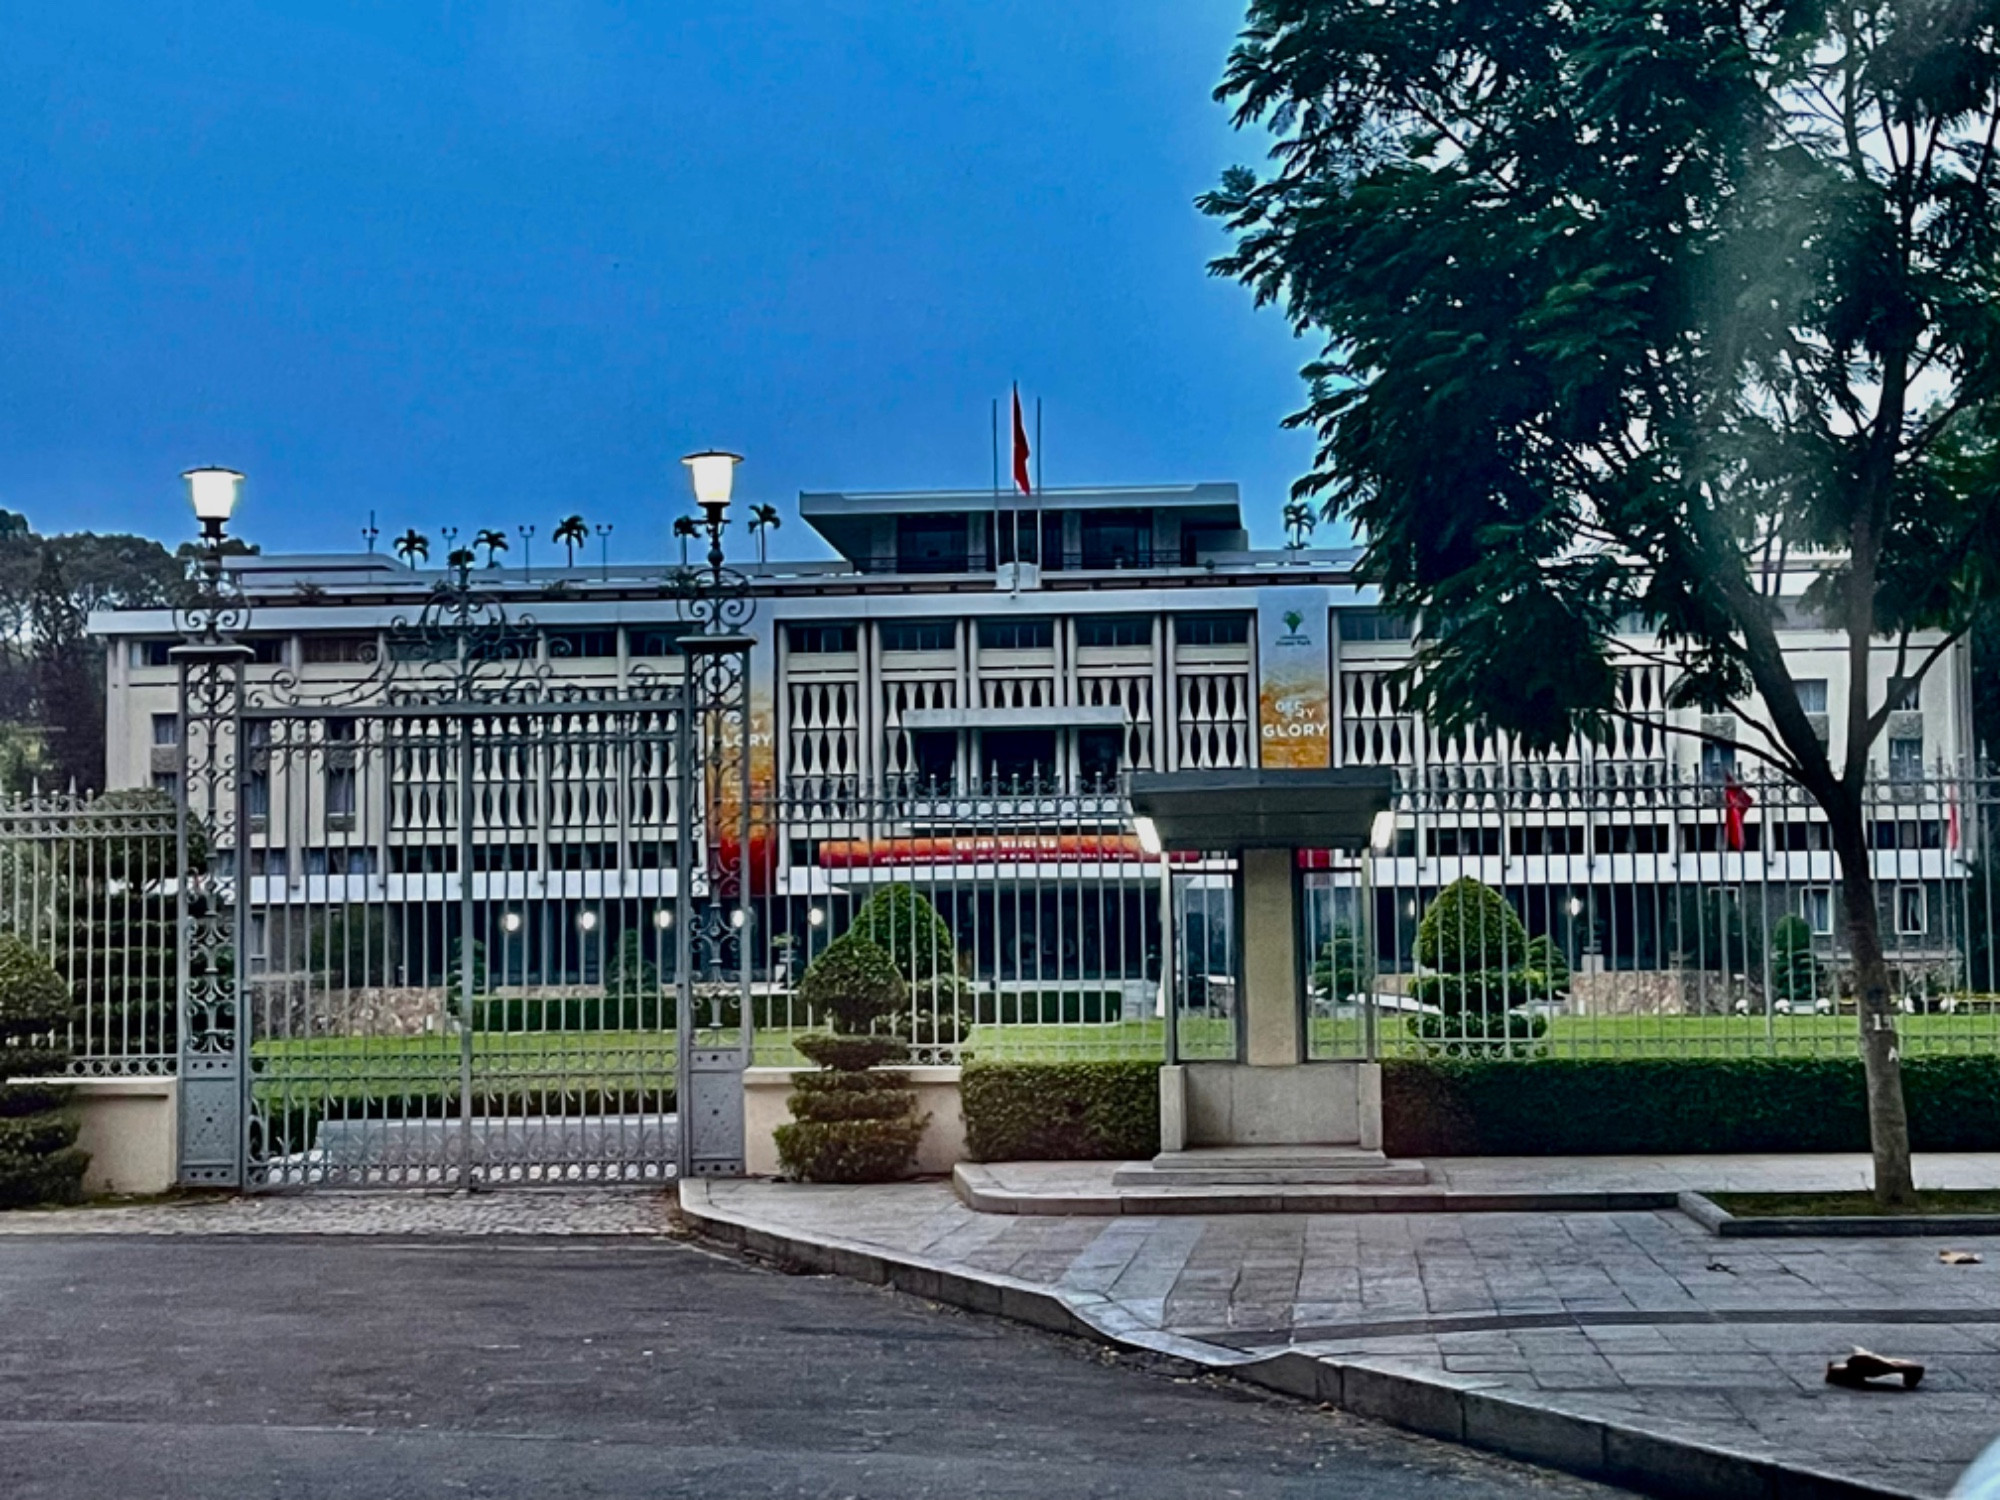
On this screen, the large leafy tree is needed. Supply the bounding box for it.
[1204,0,2000,1204]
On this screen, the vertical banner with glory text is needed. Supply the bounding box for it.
[1256,587,1332,768]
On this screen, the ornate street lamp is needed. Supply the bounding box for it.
[171,465,253,1189]
[672,448,756,1179]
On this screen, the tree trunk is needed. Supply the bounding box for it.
[1827,802,1917,1207]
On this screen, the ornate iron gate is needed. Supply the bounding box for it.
[174,561,751,1189]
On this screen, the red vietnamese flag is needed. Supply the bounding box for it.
[1723,774,1754,851]
[1011,385,1032,495]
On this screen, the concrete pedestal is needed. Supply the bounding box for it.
[1142,842,1421,1188]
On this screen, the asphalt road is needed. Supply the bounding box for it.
[0,1231,1623,1499]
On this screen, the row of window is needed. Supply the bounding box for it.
[790,615,1253,656]
[131,610,1418,668]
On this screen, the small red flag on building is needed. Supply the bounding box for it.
[1724,775,1754,852]
[1011,385,1032,496]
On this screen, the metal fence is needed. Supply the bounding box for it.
[2,764,1993,1087]
[729,766,1999,1066]
[0,788,181,1076]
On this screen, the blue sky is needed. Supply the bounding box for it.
[0,1,1315,562]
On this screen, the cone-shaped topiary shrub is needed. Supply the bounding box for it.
[0,933,88,1207]
[776,933,927,1182]
[1408,878,1550,1056]
[849,884,975,1059]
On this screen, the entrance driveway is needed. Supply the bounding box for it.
[0,1223,1617,1498]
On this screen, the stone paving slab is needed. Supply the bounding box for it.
[683,1157,2000,1499]
[0,1188,679,1235]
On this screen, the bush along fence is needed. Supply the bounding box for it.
[954,1056,2000,1163]
[0,932,88,1206]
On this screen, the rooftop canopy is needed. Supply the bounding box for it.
[1127,768,1395,852]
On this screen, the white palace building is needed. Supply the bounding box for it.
[89,482,1983,1007]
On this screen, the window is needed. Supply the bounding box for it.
[303,635,377,664]
[1889,735,1924,781]
[248,636,289,665]
[1079,509,1150,569]
[151,713,180,746]
[630,626,690,657]
[248,914,268,964]
[1340,610,1413,642]
[249,848,290,879]
[909,730,957,789]
[303,846,378,876]
[325,766,356,819]
[1175,614,1249,647]
[1896,885,1927,936]
[1794,679,1828,714]
[546,629,618,659]
[880,620,953,653]
[1802,888,1833,936]
[785,624,857,654]
[977,618,1053,651]
[1888,676,1920,710]
[896,516,968,573]
[151,771,178,796]
[1078,727,1124,789]
[981,729,1056,789]
[1075,616,1150,649]
[129,640,175,667]
[1700,740,1736,782]
[326,717,358,742]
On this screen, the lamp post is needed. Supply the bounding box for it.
[673,448,755,1180]
[172,465,252,1188]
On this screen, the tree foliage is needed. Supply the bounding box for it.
[0,932,88,1207]
[1204,0,2000,1202]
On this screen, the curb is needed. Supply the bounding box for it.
[1680,1190,2000,1239]
[954,1163,1680,1217]
[678,1180,1920,1500]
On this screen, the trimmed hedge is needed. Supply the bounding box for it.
[1383,1055,2000,1157]
[961,1060,1160,1162]
[958,1056,2000,1163]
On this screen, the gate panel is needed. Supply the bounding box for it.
[243,700,692,1187]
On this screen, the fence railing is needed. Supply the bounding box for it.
[9,763,1995,1079]
[0,788,180,1076]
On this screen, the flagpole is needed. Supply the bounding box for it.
[996,396,1008,572]
[1034,397,1043,566]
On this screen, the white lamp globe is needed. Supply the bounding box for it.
[184,467,245,525]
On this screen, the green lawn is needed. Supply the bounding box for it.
[249,1009,2000,1109]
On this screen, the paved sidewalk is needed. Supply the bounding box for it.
[683,1155,2000,1499]
[0,1188,678,1235]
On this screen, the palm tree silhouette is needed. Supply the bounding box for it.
[447,547,476,574]
[672,515,700,567]
[394,528,430,568]
[474,528,510,567]
[1282,502,1316,550]
[749,504,782,564]
[552,514,588,568]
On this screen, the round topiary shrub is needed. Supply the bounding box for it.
[778,934,926,1182]
[797,932,908,1033]
[1417,877,1529,977]
[0,933,88,1208]
[1409,879,1549,1056]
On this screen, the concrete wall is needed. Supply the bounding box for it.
[1160,1061,1381,1152]
[743,1066,964,1177]
[27,1077,180,1197]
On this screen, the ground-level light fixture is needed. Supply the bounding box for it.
[807,906,825,928]
[654,908,673,929]
[577,910,599,933]
[501,911,523,933]
[729,907,747,929]
[1567,896,1585,917]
